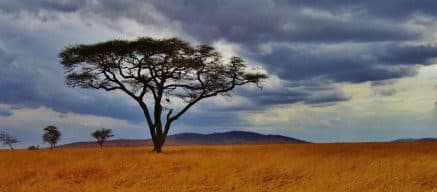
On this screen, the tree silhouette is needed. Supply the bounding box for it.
[0,130,19,150]
[59,37,267,152]
[42,125,61,149]
[91,128,114,148]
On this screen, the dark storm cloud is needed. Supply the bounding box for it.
[0,83,144,123]
[0,0,85,13]
[250,89,349,106]
[250,91,307,106]
[151,0,422,44]
[180,111,248,128]
[256,43,436,83]
[377,44,437,65]
[304,91,349,105]
[296,0,437,19]
[37,1,83,12]
[234,79,351,108]
[0,47,144,122]
[148,0,437,97]
[3,0,428,44]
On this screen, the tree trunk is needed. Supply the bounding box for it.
[153,144,162,153]
[150,134,160,152]
[150,120,172,153]
[151,133,163,153]
[8,144,14,150]
[151,130,167,153]
[161,121,171,147]
[139,100,171,153]
[99,142,103,148]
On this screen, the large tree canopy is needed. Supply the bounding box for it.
[59,37,267,152]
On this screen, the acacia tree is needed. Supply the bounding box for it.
[0,130,19,150]
[59,37,267,152]
[91,128,114,148]
[42,125,61,149]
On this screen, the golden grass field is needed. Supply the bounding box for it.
[1,142,436,192]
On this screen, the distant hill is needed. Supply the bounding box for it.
[392,138,437,142]
[60,131,309,148]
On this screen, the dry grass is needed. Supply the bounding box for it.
[1,142,436,192]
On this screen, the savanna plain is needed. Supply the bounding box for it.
[1,142,436,192]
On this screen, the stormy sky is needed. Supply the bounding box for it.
[1,0,437,147]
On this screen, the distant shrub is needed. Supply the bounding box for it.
[27,145,39,150]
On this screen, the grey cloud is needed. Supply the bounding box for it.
[0,78,145,123]
[0,108,12,117]
[372,88,397,97]
[180,111,248,129]
[370,79,396,87]
[0,0,86,13]
[0,44,144,122]
[2,0,425,45]
[304,90,349,105]
[298,0,437,19]
[371,80,397,96]
[151,0,421,45]
[37,1,83,12]
[377,44,437,65]
[3,0,437,46]
[330,65,418,83]
[235,79,350,108]
[252,92,306,106]
[434,101,437,119]
[256,43,434,83]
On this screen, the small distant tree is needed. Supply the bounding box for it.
[91,128,114,148]
[0,130,19,150]
[42,125,61,149]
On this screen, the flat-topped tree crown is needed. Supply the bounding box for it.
[59,37,267,152]
[91,128,114,148]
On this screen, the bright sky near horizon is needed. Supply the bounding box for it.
[1,0,437,148]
